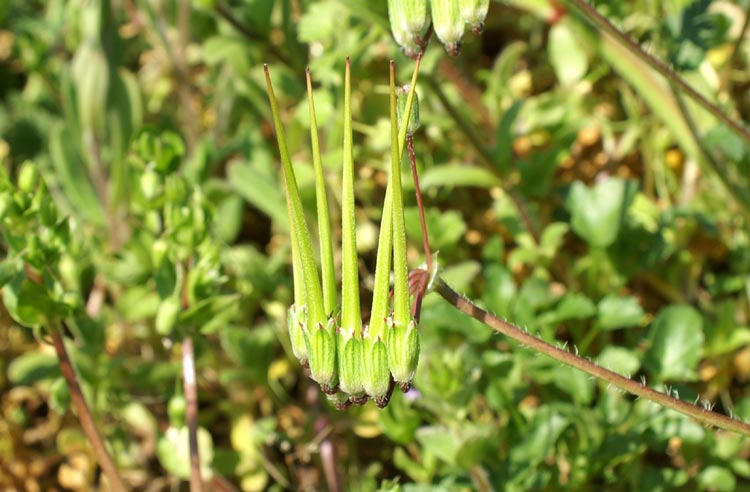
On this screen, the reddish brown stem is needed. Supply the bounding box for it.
[434,277,750,437]
[52,326,129,492]
[407,134,432,272]
[182,336,204,492]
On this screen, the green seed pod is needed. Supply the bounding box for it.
[459,0,489,35]
[429,0,465,56]
[397,85,420,135]
[363,335,391,405]
[304,318,339,392]
[387,318,420,391]
[287,304,308,364]
[337,330,365,397]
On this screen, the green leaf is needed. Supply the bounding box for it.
[596,346,641,376]
[493,100,524,175]
[553,292,596,322]
[697,466,736,492]
[227,160,288,230]
[548,22,588,86]
[415,426,459,465]
[48,123,105,225]
[643,305,703,381]
[8,351,60,385]
[404,207,466,253]
[419,165,500,190]
[597,295,644,330]
[2,274,56,328]
[566,178,638,248]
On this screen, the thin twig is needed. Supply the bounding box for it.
[407,134,432,271]
[52,324,129,492]
[407,133,432,323]
[433,276,750,437]
[182,336,204,492]
[565,0,750,141]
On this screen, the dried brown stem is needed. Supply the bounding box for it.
[433,276,750,437]
[52,324,129,492]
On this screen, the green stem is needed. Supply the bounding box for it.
[433,277,750,437]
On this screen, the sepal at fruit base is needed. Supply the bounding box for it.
[386,317,420,391]
[304,317,339,392]
[287,304,308,364]
[363,335,391,406]
[337,329,365,397]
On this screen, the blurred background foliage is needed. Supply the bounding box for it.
[1,0,750,491]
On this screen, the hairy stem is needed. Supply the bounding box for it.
[433,277,750,437]
[565,0,749,140]
[52,324,129,492]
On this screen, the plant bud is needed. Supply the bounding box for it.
[152,238,169,267]
[140,169,162,201]
[287,304,308,364]
[459,0,489,35]
[363,335,391,405]
[305,318,338,392]
[429,0,465,55]
[156,296,182,335]
[17,161,38,194]
[387,318,419,391]
[168,395,187,427]
[397,86,420,135]
[337,330,365,397]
